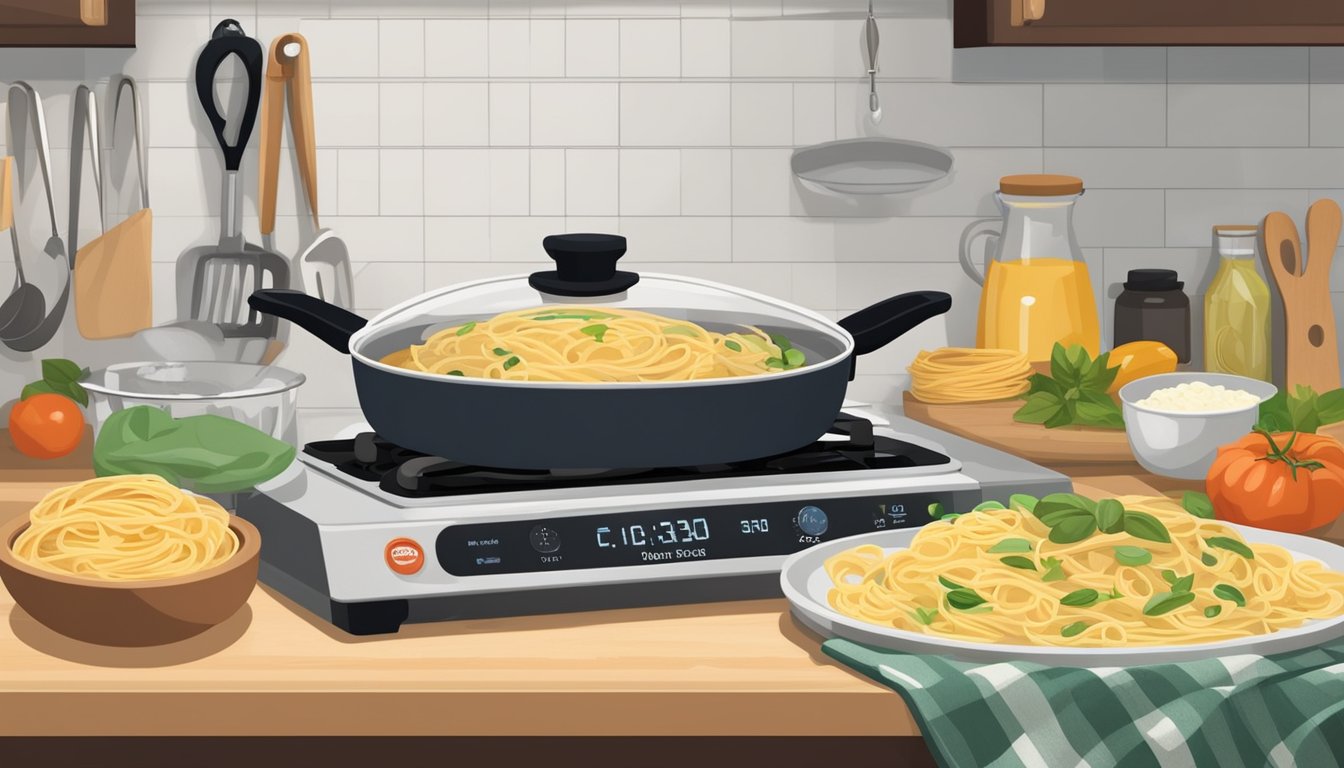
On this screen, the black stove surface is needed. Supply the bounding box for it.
[302,416,953,499]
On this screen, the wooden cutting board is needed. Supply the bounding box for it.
[902,392,1141,471]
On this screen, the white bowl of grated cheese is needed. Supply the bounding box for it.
[1119,372,1278,479]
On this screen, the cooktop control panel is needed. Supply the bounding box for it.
[436,490,979,576]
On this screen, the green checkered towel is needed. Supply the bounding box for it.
[823,638,1344,768]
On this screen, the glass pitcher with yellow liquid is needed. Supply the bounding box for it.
[959,174,1100,362]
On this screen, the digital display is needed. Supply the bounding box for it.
[436,490,979,576]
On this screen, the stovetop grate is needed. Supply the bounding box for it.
[302,415,952,499]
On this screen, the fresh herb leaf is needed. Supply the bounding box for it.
[1009,494,1039,512]
[446,370,464,376]
[1103,586,1124,601]
[1025,372,1065,398]
[723,340,742,352]
[1080,350,1119,393]
[938,575,964,590]
[1043,401,1076,428]
[580,324,609,343]
[1037,507,1094,530]
[1061,621,1088,638]
[1204,605,1222,618]
[1257,386,1344,433]
[503,356,521,370]
[1035,493,1099,521]
[42,358,84,385]
[1213,584,1247,607]
[1096,499,1126,534]
[1143,591,1196,616]
[1256,390,1293,432]
[1289,387,1323,434]
[1050,343,1081,389]
[1165,573,1194,594]
[1114,546,1152,566]
[1124,510,1171,543]
[492,347,511,356]
[1317,389,1344,426]
[911,607,938,626]
[1206,536,1254,560]
[1060,588,1100,607]
[765,357,785,369]
[1201,552,1217,567]
[20,380,63,402]
[988,538,1033,554]
[1014,391,1065,425]
[1182,491,1215,520]
[1000,556,1037,571]
[24,358,91,407]
[946,589,988,611]
[769,334,794,353]
[972,500,1007,512]
[1050,515,1097,544]
[783,348,805,368]
[1073,395,1125,429]
[455,321,476,336]
[927,502,945,519]
[1041,557,1066,582]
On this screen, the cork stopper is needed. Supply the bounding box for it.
[999,174,1084,196]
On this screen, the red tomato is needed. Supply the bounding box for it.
[8,394,85,459]
[1206,430,1344,533]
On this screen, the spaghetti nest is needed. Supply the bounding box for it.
[12,475,239,582]
[825,496,1344,647]
[907,347,1032,404]
[380,306,805,382]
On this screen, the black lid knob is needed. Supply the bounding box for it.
[529,234,640,297]
[1123,268,1183,292]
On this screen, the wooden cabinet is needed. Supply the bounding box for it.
[955,0,1344,47]
[0,0,134,47]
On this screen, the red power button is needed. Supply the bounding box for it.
[385,538,425,575]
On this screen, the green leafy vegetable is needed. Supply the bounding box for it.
[1013,343,1124,430]
[1040,557,1066,582]
[1204,605,1222,618]
[1060,588,1100,607]
[21,358,90,407]
[1182,491,1215,520]
[972,500,1007,512]
[1009,494,1038,512]
[1049,515,1097,544]
[783,348,805,368]
[938,575,965,590]
[92,406,296,494]
[1256,385,1344,433]
[446,370,464,376]
[492,347,511,356]
[911,607,939,626]
[1061,621,1088,638]
[1213,584,1247,607]
[722,340,742,352]
[1143,591,1197,616]
[580,324,609,343]
[1201,552,1217,567]
[1095,499,1125,534]
[1162,571,1194,594]
[503,356,522,370]
[455,321,476,336]
[946,588,988,611]
[1123,510,1172,543]
[1000,556,1037,571]
[988,538,1033,554]
[1207,536,1254,560]
[1114,546,1152,566]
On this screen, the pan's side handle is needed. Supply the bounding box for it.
[249,289,367,354]
[838,291,952,357]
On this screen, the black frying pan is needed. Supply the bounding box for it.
[250,234,950,469]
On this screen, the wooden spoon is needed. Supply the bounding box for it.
[1262,202,1342,394]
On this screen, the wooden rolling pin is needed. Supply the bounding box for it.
[1262,200,1342,394]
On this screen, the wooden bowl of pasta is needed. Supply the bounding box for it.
[0,476,261,647]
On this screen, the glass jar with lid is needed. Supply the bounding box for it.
[1204,225,1271,381]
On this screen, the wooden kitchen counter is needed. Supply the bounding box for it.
[2,467,1337,740]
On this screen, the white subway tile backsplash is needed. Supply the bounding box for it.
[350,262,426,311]
[530,149,566,215]
[1164,189,1308,247]
[1310,85,1344,147]
[313,82,380,145]
[379,19,425,77]
[143,81,205,148]
[731,20,835,78]
[840,83,1043,148]
[731,83,793,146]
[565,19,619,77]
[680,149,733,215]
[1071,189,1166,248]
[1168,85,1308,147]
[424,149,490,215]
[530,19,567,77]
[731,217,834,262]
[681,19,730,78]
[337,148,380,215]
[424,83,490,145]
[145,148,213,217]
[532,83,619,145]
[793,83,835,148]
[1045,148,1344,189]
[619,149,681,215]
[565,148,619,215]
[491,217,564,260]
[833,218,982,263]
[490,82,532,145]
[323,216,425,263]
[618,217,731,261]
[300,19,380,78]
[1044,85,1166,147]
[424,20,490,77]
[488,20,530,77]
[620,19,681,77]
[621,83,730,145]
[731,148,794,216]
[490,149,532,215]
[379,149,425,215]
[1167,48,1308,84]
[122,16,210,80]
[380,83,425,147]
[425,217,491,261]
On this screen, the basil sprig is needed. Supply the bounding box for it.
[1143,568,1196,616]
[1031,493,1171,545]
[911,607,939,626]
[1013,343,1124,429]
[1206,536,1254,560]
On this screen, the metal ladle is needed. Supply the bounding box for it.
[0,223,45,339]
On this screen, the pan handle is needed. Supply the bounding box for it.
[249,289,367,354]
[838,291,952,356]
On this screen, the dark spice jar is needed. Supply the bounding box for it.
[1113,269,1191,363]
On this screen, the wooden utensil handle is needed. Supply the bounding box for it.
[259,36,288,238]
[0,157,12,231]
[282,33,320,230]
